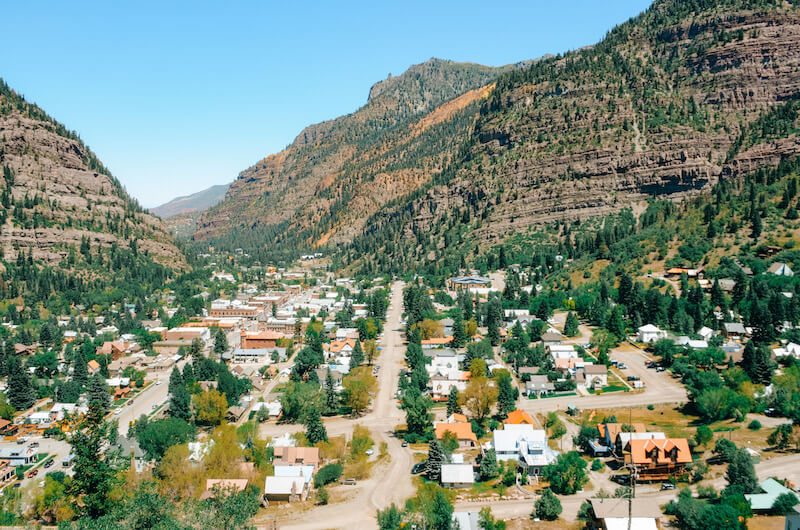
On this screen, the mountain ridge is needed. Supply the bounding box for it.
[151,183,230,219]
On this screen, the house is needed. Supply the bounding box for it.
[0,460,15,483]
[675,336,708,350]
[503,409,536,426]
[274,465,314,487]
[624,437,691,480]
[452,512,481,530]
[525,375,555,397]
[117,437,147,472]
[637,324,666,343]
[428,351,460,373]
[448,276,492,291]
[430,371,470,401]
[263,476,308,502]
[723,322,747,338]
[87,360,101,375]
[272,446,320,470]
[596,423,646,453]
[589,498,661,530]
[540,331,563,346]
[774,342,800,359]
[0,445,38,466]
[697,326,714,341]
[98,340,139,359]
[421,336,455,348]
[578,364,608,390]
[745,478,800,512]
[240,330,284,349]
[441,464,475,488]
[491,424,558,475]
[787,505,800,530]
[768,262,794,277]
[231,347,287,363]
[434,422,478,448]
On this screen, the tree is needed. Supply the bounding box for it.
[425,487,453,530]
[364,339,378,366]
[304,406,328,444]
[342,366,376,416]
[460,377,498,422]
[767,423,795,450]
[426,439,446,482]
[563,312,579,337]
[193,389,228,426]
[534,488,562,521]
[487,297,503,346]
[134,417,194,460]
[713,438,738,463]
[478,507,507,530]
[772,492,800,514]
[323,369,339,415]
[479,448,499,481]
[377,504,404,530]
[452,309,467,348]
[72,347,89,387]
[695,425,713,447]
[496,372,516,416]
[402,387,433,437]
[350,341,365,370]
[726,448,758,493]
[543,451,588,494]
[213,328,228,358]
[446,386,461,416]
[6,356,35,411]
[168,367,191,421]
[87,372,111,415]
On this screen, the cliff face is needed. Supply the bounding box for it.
[196,0,800,270]
[0,80,185,269]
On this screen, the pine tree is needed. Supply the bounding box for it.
[72,347,89,387]
[446,386,461,416]
[6,355,35,410]
[213,329,228,357]
[563,312,579,337]
[304,406,328,444]
[752,345,774,385]
[452,309,467,348]
[425,439,446,481]
[726,448,758,493]
[497,374,516,416]
[87,372,111,415]
[168,367,191,420]
[324,369,339,415]
[479,448,499,480]
[350,341,365,370]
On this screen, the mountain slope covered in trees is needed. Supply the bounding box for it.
[195,0,800,276]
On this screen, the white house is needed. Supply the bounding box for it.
[441,464,475,488]
[274,465,314,487]
[577,364,608,390]
[637,324,666,343]
[773,342,800,359]
[263,476,308,502]
[490,424,558,475]
[697,326,714,341]
[768,262,794,277]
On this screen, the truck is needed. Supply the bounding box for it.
[62,454,76,468]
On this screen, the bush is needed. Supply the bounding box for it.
[747,420,761,431]
[591,459,605,471]
[534,489,562,521]
[314,463,344,488]
[647,404,655,410]
[315,487,329,505]
[697,485,718,499]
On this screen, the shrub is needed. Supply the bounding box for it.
[647,404,655,410]
[534,489,562,521]
[314,463,343,488]
[747,420,761,431]
[591,459,605,471]
[315,487,329,505]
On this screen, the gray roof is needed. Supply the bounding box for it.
[724,322,746,333]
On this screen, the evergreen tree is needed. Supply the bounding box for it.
[88,372,111,415]
[479,448,499,480]
[534,488,562,521]
[426,488,454,530]
[726,448,758,493]
[324,369,339,415]
[752,345,774,385]
[168,367,192,421]
[563,311,579,337]
[6,355,35,411]
[497,373,516,416]
[213,328,228,357]
[452,309,467,348]
[446,386,461,416]
[72,347,89,387]
[304,406,328,444]
[487,297,502,346]
[425,439,446,482]
[350,341,365,370]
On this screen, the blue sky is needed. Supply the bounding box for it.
[2,1,653,207]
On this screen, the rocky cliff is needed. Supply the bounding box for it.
[0,79,185,269]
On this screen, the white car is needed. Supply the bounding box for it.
[156,380,163,386]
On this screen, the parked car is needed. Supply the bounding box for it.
[401,441,408,448]
[365,449,374,456]
[661,482,677,490]
[411,462,427,475]
[627,376,640,381]
[618,363,627,369]
[44,459,54,469]
[341,478,357,485]
[29,442,39,449]
[656,366,666,372]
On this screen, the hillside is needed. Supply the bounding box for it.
[151,183,229,219]
[0,78,186,272]
[194,0,800,275]
[194,58,521,256]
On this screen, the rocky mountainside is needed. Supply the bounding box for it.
[151,183,229,219]
[0,79,185,269]
[197,0,800,274]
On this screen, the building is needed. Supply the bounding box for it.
[452,512,481,530]
[723,322,747,338]
[745,478,800,512]
[589,498,661,530]
[0,445,38,466]
[231,347,287,363]
[578,364,608,390]
[430,371,470,401]
[787,505,800,530]
[0,460,15,483]
[624,437,691,480]
[209,300,260,318]
[240,330,284,349]
[263,476,308,503]
[274,465,314,488]
[525,376,555,397]
[163,327,211,342]
[637,324,666,343]
[421,336,455,348]
[272,446,320,470]
[503,409,536,426]
[491,424,558,475]
[447,276,492,291]
[441,464,475,488]
[540,331,563,346]
[768,262,794,277]
[434,421,478,448]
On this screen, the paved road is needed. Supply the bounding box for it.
[257,281,415,530]
[116,368,176,437]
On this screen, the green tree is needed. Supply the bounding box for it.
[134,417,194,460]
[304,406,328,444]
[377,504,404,530]
[725,448,758,493]
[402,387,433,436]
[446,386,461,416]
[694,425,713,447]
[168,367,191,421]
[425,488,453,530]
[772,492,800,514]
[452,309,467,348]
[478,507,507,530]
[479,448,499,481]
[543,451,588,494]
[426,439,446,482]
[323,369,339,416]
[72,347,89,387]
[6,356,35,411]
[87,372,111,415]
[213,328,228,357]
[563,312,579,337]
[496,372,516,416]
[534,488,562,521]
[350,341,365,370]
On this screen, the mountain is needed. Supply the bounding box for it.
[194,58,522,255]
[0,78,185,271]
[150,184,229,219]
[196,0,800,275]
